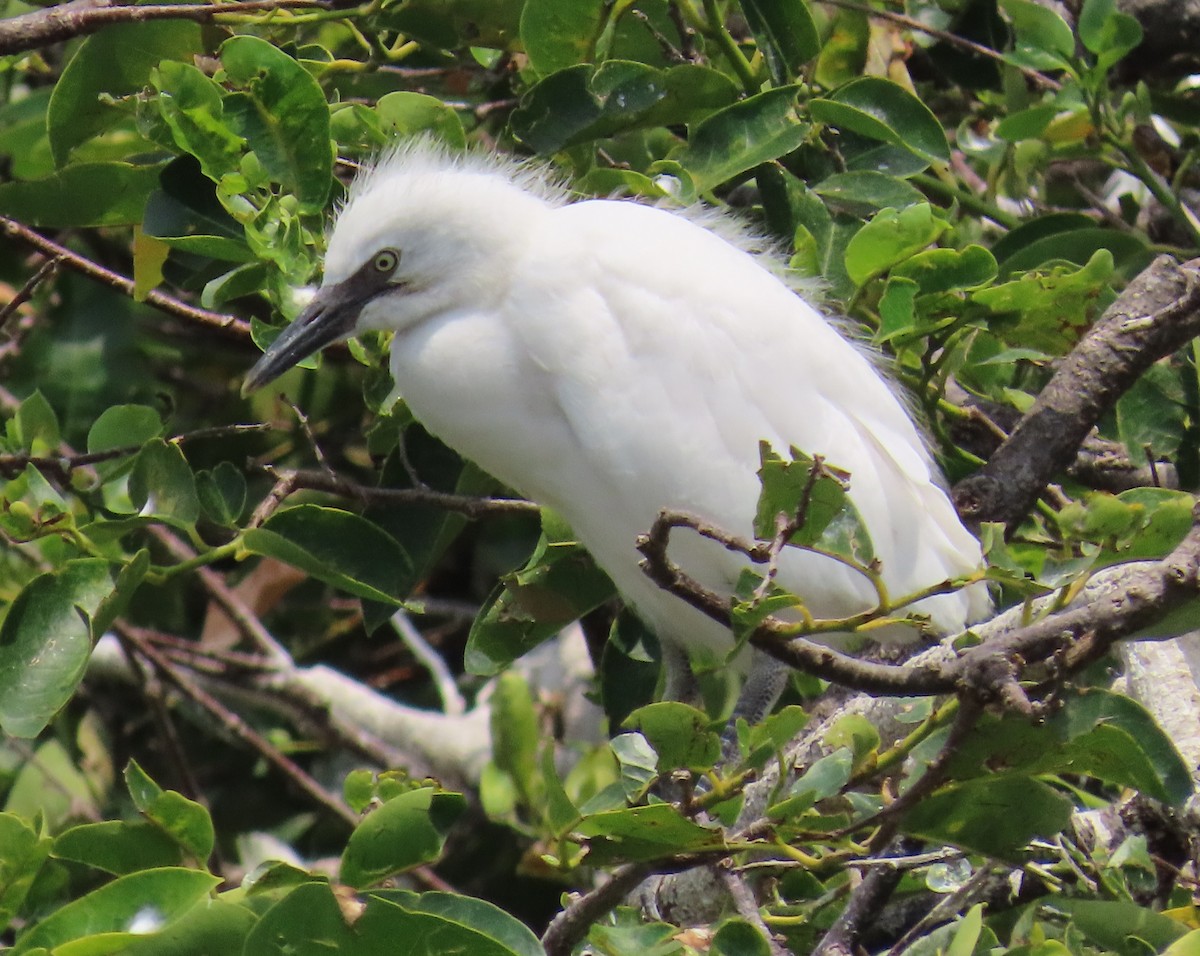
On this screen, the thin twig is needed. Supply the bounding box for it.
[0,216,251,338]
[256,466,541,519]
[0,254,60,328]
[114,621,359,827]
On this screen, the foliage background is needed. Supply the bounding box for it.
[2,0,1200,953]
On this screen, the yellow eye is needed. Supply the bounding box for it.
[372,249,400,274]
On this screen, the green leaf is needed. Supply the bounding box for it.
[844,203,947,285]
[0,813,51,933]
[997,226,1150,280]
[768,748,853,817]
[754,443,848,544]
[999,0,1076,61]
[712,919,772,956]
[1044,898,1187,954]
[0,559,113,738]
[377,91,466,148]
[465,536,616,677]
[575,804,727,864]
[973,249,1115,354]
[340,787,465,888]
[53,821,184,875]
[219,36,332,212]
[890,245,998,294]
[195,462,247,526]
[741,0,819,85]
[242,504,416,605]
[0,162,166,227]
[124,761,216,862]
[512,62,738,155]
[490,672,541,805]
[813,171,925,215]
[87,404,163,455]
[623,702,721,772]
[11,867,220,954]
[385,892,545,956]
[129,439,200,524]
[47,20,202,166]
[810,77,949,166]
[520,0,605,75]
[152,60,247,184]
[13,390,59,453]
[813,7,868,88]
[901,775,1073,860]
[668,86,809,193]
[1077,0,1143,68]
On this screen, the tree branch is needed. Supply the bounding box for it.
[953,255,1200,530]
[0,0,332,56]
[0,216,251,339]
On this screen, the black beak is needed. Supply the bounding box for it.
[242,281,365,395]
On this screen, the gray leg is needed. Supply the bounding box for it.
[720,649,789,762]
[660,639,700,704]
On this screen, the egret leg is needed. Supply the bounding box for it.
[660,639,700,705]
[720,650,790,762]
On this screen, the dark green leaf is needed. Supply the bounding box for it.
[997,227,1150,279]
[0,162,166,227]
[512,62,737,155]
[242,505,416,605]
[129,438,200,524]
[575,804,726,864]
[810,77,949,166]
[0,560,113,738]
[1045,898,1187,954]
[465,537,616,677]
[813,171,925,215]
[901,775,1072,860]
[741,0,819,85]
[195,462,247,526]
[669,86,808,193]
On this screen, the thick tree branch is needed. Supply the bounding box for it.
[953,255,1200,530]
[0,0,331,56]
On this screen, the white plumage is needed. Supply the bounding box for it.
[246,142,989,703]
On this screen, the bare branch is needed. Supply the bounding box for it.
[0,216,251,338]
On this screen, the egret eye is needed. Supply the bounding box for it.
[372,249,400,275]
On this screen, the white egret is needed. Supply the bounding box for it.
[244,141,990,721]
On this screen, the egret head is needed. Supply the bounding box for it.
[243,142,564,393]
